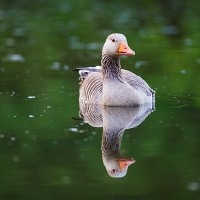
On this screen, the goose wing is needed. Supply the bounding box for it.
[79,72,103,104]
[122,69,155,96]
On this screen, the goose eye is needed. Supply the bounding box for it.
[111,38,116,42]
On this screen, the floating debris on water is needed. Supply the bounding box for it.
[27,96,36,99]
[68,127,78,132]
[3,54,25,62]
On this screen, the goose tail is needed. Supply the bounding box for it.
[72,66,102,80]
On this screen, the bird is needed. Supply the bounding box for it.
[79,103,154,178]
[73,33,155,107]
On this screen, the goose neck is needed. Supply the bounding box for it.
[101,129,124,158]
[101,53,123,81]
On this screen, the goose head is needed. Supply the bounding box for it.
[103,156,135,178]
[102,33,135,58]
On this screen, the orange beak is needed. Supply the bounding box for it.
[118,158,136,170]
[117,42,135,56]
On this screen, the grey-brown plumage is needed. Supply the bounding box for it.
[74,33,155,107]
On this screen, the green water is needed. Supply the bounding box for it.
[1,0,200,199]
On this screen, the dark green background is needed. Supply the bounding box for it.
[0,0,200,199]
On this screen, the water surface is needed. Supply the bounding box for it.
[1,0,200,199]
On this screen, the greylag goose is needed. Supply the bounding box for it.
[74,33,155,107]
[79,103,154,177]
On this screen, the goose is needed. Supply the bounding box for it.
[74,33,155,107]
[79,103,154,178]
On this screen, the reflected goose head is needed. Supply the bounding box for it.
[102,33,135,58]
[103,157,135,178]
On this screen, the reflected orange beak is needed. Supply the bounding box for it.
[117,42,135,56]
[118,158,136,170]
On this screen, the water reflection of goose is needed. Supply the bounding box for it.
[80,103,155,178]
[74,33,155,107]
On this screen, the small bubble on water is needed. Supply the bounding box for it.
[1,67,5,72]
[62,176,71,184]
[188,182,199,191]
[6,38,15,46]
[184,38,193,46]
[89,136,93,140]
[51,62,61,70]
[13,28,25,37]
[12,156,20,163]
[63,65,69,70]
[74,140,79,144]
[53,140,58,145]
[83,138,88,142]
[23,143,28,148]
[79,153,85,159]
[132,139,137,144]
[126,134,130,138]
[196,58,200,64]
[184,136,188,140]
[135,62,141,68]
[32,135,37,141]
[180,69,187,74]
